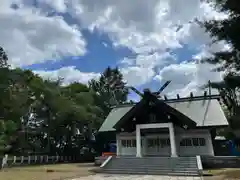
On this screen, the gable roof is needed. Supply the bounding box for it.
[98,96,229,132]
[98,106,132,132]
[167,98,228,127]
[113,95,197,130]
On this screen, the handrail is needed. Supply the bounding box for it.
[196,155,203,175]
[100,156,112,168]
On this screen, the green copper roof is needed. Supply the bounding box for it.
[98,98,229,132]
[98,106,133,132]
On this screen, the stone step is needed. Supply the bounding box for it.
[108,162,197,166]
[116,156,196,159]
[108,165,198,169]
[113,159,197,162]
[103,168,198,173]
[113,161,197,164]
[102,169,199,176]
[114,159,197,162]
[102,156,200,176]
[113,160,197,163]
[104,167,198,171]
[109,162,197,166]
[110,160,196,164]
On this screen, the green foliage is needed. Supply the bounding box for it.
[201,0,240,71]
[0,46,9,68]
[207,73,240,133]
[89,66,128,117]
[0,47,129,156]
[200,0,240,133]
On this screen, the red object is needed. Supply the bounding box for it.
[102,152,116,156]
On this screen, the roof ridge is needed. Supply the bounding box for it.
[112,94,221,108]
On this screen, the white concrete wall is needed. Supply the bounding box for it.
[116,133,138,156]
[176,129,214,156]
[116,129,214,156]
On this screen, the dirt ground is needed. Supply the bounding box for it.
[0,163,98,180]
[204,169,240,180]
[2,165,240,180]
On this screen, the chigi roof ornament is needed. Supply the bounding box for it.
[111,80,220,109]
[126,80,171,99]
[177,94,180,99]
[204,91,207,97]
[190,92,193,98]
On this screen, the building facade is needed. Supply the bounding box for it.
[99,92,229,157]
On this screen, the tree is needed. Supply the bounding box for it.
[0,47,107,157]
[208,73,240,122]
[0,46,9,68]
[89,67,128,118]
[201,0,240,71]
[0,66,104,156]
[198,1,240,135]
[199,0,240,122]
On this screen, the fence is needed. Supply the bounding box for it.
[1,154,80,169]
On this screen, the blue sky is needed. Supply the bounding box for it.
[23,30,135,72]
[21,28,198,100]
[1,0,226,100]
[23,32,195,72]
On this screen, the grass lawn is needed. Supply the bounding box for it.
[204,168,240,180]
[0,163,98,180]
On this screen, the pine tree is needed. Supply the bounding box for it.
[200,0,240,70]
[89,66,128,117]
[201,0,240,129]
[0,47,9,68]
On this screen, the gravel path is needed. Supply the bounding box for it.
[72,174,202,180]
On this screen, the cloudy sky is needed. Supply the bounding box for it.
[1,0,230,100]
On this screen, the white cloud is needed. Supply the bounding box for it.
[40,0,67,13]
[0,0,86,67]
[120,66,155,86]
[154,61,224,97]
[70,0,227,52]
[64,0,228,90]
[34,66,100,85]
[1,0,230,95]
[120,52,176,86]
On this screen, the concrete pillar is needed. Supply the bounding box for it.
[169,123,177,157]
[28,156,31,164]
[21,156,24,164]
[142,136,147,156]
[136,125,142,157]
[207,133,215,156]
[13,156,16,164]
[116,135,120,156]
[35,156,37,163]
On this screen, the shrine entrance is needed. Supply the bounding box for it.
[146,135,171,156]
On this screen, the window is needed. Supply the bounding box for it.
[121,139,137,148]
[180,138,192,146]
[155,138,160,146]
[147,138,170,147]
[160,138,170,147]
[166,138,170,146]
[122,140,126,147]
[148,139,154,147]
[186,139,192,146]
[126,140,131,147]
[192,138,198,146]
[180,138,206,147]
[132,140,136,147]
[199,138,206,146]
